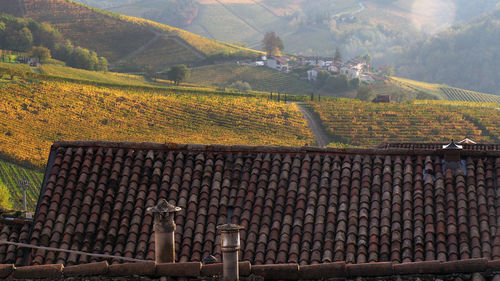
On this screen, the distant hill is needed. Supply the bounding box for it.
[72,0,498,64]
[395,8,500,95]
[0,0,263,70]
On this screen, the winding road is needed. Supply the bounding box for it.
[295,103,332,147]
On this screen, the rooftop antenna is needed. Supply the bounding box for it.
[18,180,29,211]
[18,180,32,219]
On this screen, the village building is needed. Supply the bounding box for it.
[266,56,289,72]
[2,140,500,279]
[306,68,320,81]
[17,57,40,67]
[373,94,391,103]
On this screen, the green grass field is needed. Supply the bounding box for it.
[0,159,43,211]
[188,64,315,95]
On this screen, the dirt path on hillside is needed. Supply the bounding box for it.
[110,29,206,70]
[295,103,332,147]
[109,31,162,69]
[170,36,206,59]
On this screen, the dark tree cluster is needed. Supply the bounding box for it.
[0,13,108,71]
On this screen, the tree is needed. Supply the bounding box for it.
[0,183,12,210]
[262,32,284,56]
[5,27,33,52]
[228,80,252,92]
[96,57,108,72]
[382,66,395,77]
[356,86,375,101]
[142,65,156,81]
[30,46,51,62]
[362,54,371,65]
[334,47,342,62]
[168,64,190,86]
[349,77,360,89]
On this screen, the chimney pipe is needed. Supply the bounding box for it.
[442,139,463,172]
[147,199,181,263]
[218,224,243,281]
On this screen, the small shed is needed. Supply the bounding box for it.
[373,94,391,103]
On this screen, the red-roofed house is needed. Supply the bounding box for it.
[2,140,500,279]
[266,56,289,72]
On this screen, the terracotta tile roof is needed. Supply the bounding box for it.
[2,259,500,279]
[0,220,31,266]
[378,142,500,151]
[4,141,500,273]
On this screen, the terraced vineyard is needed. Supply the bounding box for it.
[391,77,500,103]
[440,87,500,103]
[307,99,500,146]
[39,64,151,86]
[0,78,313,168]
[127,35,202,70]
[188,64,315,95]
[0,159,43,210]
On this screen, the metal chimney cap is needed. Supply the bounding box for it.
[147,199,181,213]
[202,255,218,264]
[217,224,244,231]
[457,137,477,145]
[442,139,463,150]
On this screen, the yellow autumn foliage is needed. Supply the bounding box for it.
[0,79,313,167]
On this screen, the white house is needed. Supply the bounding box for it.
[359,74,374,82]
[307,69,319,81]
[340,66,360,78]
[266,56,289,71]
[328,64,341,73]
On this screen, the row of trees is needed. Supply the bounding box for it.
[0,14,107,71]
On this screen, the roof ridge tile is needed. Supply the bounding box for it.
[13,264,63,279]
[108,261,155,277]
[63,261,108,277]
[252,263,299,280]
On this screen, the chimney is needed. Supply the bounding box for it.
[218,224,243,281]
[147,199,181,263]
[442,139,463,172]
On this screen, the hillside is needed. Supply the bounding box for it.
[0,0,263,70]
[306,99,500,147]
[395,8,500,95]
[187,64,316,95]
[390,77,500,103]
[0,68,313,168]
[73,0,498,63]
